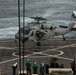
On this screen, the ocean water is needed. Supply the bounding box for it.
[0,17,76,39]
[0,0,76,39]
[0,17,34,39]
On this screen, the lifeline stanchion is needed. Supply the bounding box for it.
[22,0,25,74]
[0,65,1,75]
[74,53,76,73]
[18,0,21,75]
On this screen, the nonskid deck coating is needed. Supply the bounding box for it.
[0,38,76,75]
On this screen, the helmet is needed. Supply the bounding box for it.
[26,59,29,61]
[34,62,36,64]
[42,63,44,66]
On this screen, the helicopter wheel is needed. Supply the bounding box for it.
[62,35,65,41]
[37,42,41,46]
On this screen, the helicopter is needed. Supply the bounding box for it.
[15,16,75,46]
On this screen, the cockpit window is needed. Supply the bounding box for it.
[24,29,31,35]
[19,28,31,35]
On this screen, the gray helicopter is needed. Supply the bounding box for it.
[15,15,75,46]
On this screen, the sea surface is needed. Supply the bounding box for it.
[0,0,76,39]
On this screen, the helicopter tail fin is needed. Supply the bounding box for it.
[66,22,75,32]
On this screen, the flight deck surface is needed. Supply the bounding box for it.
[0,38,76,75]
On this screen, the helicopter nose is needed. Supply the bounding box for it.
[24,36,28,41]
[23,35,29,41]
[15,33,19,39]
[22,36,28,43]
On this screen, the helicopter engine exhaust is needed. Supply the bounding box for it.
[72,10,76,18]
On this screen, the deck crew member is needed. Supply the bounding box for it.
[26,59,31,75]
[33,62,38,74]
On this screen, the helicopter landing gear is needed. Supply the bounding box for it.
[37,42,41,46]
[62,35,65,41]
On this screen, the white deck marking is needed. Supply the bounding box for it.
[0,53,35,64]
[0,53,73,64]
[42,53,73,61]
[0,46,18,49]
[13,49,64,57]
[0,40,76,64]
[28,55,73,61]
[0,42,76,50]
[42,43,76,53]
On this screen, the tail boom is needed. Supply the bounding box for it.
[66,22,75,32]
